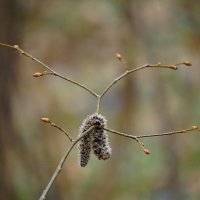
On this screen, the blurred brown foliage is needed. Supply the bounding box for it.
[0,0,200,200]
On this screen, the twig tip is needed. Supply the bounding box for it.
[143,149,150,155]
[33,72,43,77]
[40,118,51,123]
[116,53,122,60]
[13,44,19,48]
[172,65,178,70]
[183,61,192,66]
[191,125,198,130]
[33,71,49,77]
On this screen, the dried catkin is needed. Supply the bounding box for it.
[78,113,112,167]
[91,114,112,160]
[78,118,92,167]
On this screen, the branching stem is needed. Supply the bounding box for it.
[38,125,94,200]
[99,62,185,99]
[0,43,191,113]
[0,42,98,98]
[0,43,195,199]
[104,126,199,154]
[105,126,199,141]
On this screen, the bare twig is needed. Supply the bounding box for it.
[0,42,98,98]
[96,96,101,114]
[0,42,192,114]
[100,54,192,99]
[1,42,196,198]
[116,53,129,71]
[40,118,74,142]
[136,125,199,138]
[104,126,199,154]
[105,126,199,140]
[104,127,150,154]
[38,125,95,200]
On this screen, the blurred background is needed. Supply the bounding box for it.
[1,0,200,199]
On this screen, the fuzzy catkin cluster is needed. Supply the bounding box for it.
[78,113,111,167]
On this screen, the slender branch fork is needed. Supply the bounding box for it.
[104,126,200,154]
[40,118,199,199]
[38,124,95,200]
[0,43,195,199]
[0,43,98,98]
[0,43,191,114]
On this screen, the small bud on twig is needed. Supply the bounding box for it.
[40,118,51,123]
[183,61,192,66]
[116,53,122,60]
[13,44,19,48]
[192,125,198,130]
[171,65,178,70]
[143,149,150,155]
[40,118,73,142]
[33,71,49,77]
[115,53,128,71]
[33,72,43,77]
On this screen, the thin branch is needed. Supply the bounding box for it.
[104,127,150,154]
[100,64,147,98]
[105,126,199,154]
[40,118,74,142]
[38,125,95,200]
[116,53,129,71]
[100,58,192,99]
[104,127,137,140]
[0,42,98,98]
[105,126,199,140]
[136,126,199,139]
[96,96,100,114]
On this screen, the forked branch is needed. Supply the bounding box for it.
[0,43,192,114]
[100,53,192,99]
[38,125,95,200]
[105,126,199,154]
[0,42,196,200]
[0,42,98,98]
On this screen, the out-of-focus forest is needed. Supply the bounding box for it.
[0,0,200,200]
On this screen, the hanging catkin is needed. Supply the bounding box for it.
[78,113,111,167]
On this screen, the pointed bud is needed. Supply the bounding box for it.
[191,126,198,130]
[116,53,122,60]
[14,45,19,48]
[171,65,178,70]
[144,149,150,155]
[40,118,51,123]
[183,61,192,66]
[33,72,43,77]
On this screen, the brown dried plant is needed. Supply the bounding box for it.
[0,42,198,200]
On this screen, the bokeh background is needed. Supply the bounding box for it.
[1,0,200,200]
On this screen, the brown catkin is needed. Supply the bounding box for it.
[78,113,111,167]
[91,114,111,160]
[78,118,92,167]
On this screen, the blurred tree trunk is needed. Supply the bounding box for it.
[0,0,23,199]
